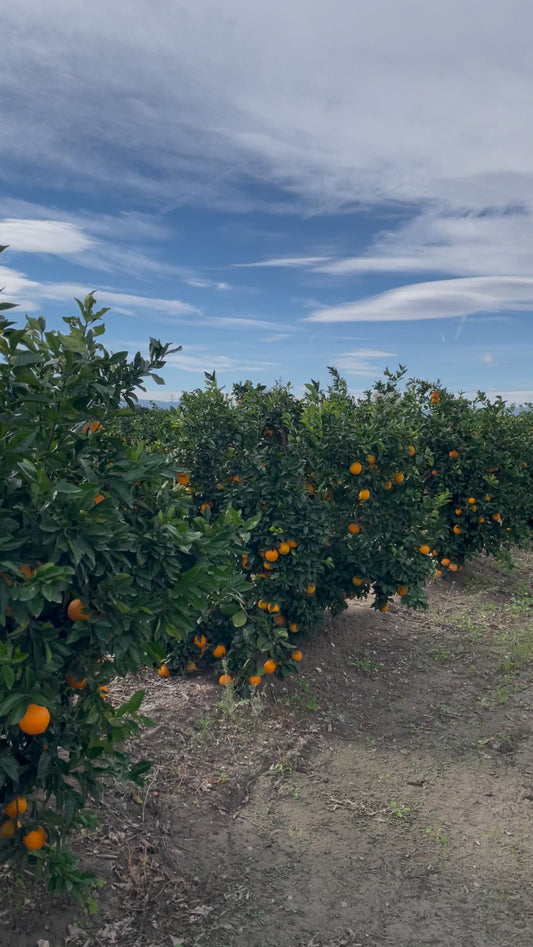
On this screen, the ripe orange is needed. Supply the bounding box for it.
[193,634,207,649]
[93,493,105,505]
[478,517,485,523]
[358,489,370,501]
[431,469,438,476]
[430,390,440,404]
[288,622,299,633]
[380,603,389,612]
[393,472,405,484]
[435,569,443,577]
[349,462,362,475]
[0,819,16,839]
[278,542,291,555]
[406,446,416,457]
[67,599,91,622]
[305,584,316,595]
[448,450,459,459]
[212,644,226,659]
[200,502,211,513]
[65,673,87,690]
[396,585,408,597]
[263,562,273,570]
[448,563,458,572]
[288,539,298,549]
[5,796,27,818]
[453,525,461,535]
[352,576,364,586]
[440,557,450,566]
[22,826,47,851]
[248,675,261,686]
[492,512,502,522]
[83,421,102,434]
[455,508,463,515]
[366,454,377,465]
[382,480,392,490]
[218,674,234,686]
[257,600,269,610]
[418,545,430,555]
[186,661,197,672]
[158,664,171,678]
[18,704,50,735]
[467,497,476,505]
[348,522,361,535]
[265,549,279,563]
[268,603,280,613]
[99,685,108,696]
[291,650,303,662]
[263,659,277,674]
[176,472,190,485]
[485,495,491,501]
[274,614,286,626]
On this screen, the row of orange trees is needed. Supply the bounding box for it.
[117,366,532,689]
[0,260,531,888]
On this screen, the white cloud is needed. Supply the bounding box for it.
[331,348,398,375]
[234,256,332,268]
[481,353,494,364]
[0,264,200,317]
[166,351,276,374]
[305,277,533,323]
[200,315,289,331]
[185,278,232,291]
[0,218,94,254]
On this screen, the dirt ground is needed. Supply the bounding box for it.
[2,549,533,947]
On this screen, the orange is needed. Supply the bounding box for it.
[291,650,303,662]
[453,525,461,535]
[5,796,27,818]
[348,522,361,535]
[467,497,476,505]
[176,472,190,485]
[305,584,316,596]
[393,472,405,484]
[93,493,105,505]
[478,517,485,523]
[455,508,463,515]
[278,542,291,555]
[431,469,438,476]
[263,659,277,675]
[366,453,377,465]
[193,634,207,649]
[265,549,279,563]
[65,673,87,690]
[18,704,50,735]
[99,685,108,696]
[418,545,430,555]
[186,661,197,672]
[0,819,16,839]
[67,599,91,622]
[396,585,408,597]
[274,614,286,626]
[288,539,298,549]
[288,622,299,633]
[83,421,102,434]
[358,489,370,501]
[485,495,491,501]
[263,562,273,570]
[448,563,458,572]
[212,644,226,659]
[268,603,280,613]
[430,390,440,404]
[406,446,416,457]
[200,503,211,514]
[349,462,362,475]
[257,600,269,610]
[440,558,450,567]
[218,674,234,686]
[22,826,47,851]
[305,483,315,495]
[352,577,364,586]
[248,675,261,686]
[158,664,171,678]
[435,569,443,577]
[19,565,34,579]
[382,480,392,490]
[380,603,389,612]
[448,450,459,459]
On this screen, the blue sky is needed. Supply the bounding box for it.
[1,0,533,404]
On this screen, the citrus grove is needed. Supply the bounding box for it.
[1,249,532,888]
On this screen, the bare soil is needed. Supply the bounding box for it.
[2,549,533,947]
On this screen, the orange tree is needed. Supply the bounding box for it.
[411,381,533,569]
[0,269,248,891]
[166,367,445,687]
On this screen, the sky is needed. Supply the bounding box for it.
[1,0,533,404]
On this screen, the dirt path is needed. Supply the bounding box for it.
[3,550,533,947]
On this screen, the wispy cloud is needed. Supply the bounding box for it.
[166,351,276,374]
[233,256,332,268]
[0,218,94,254]
[305,277,533,323]
[185,278,232,291]
[331,348,398,375]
